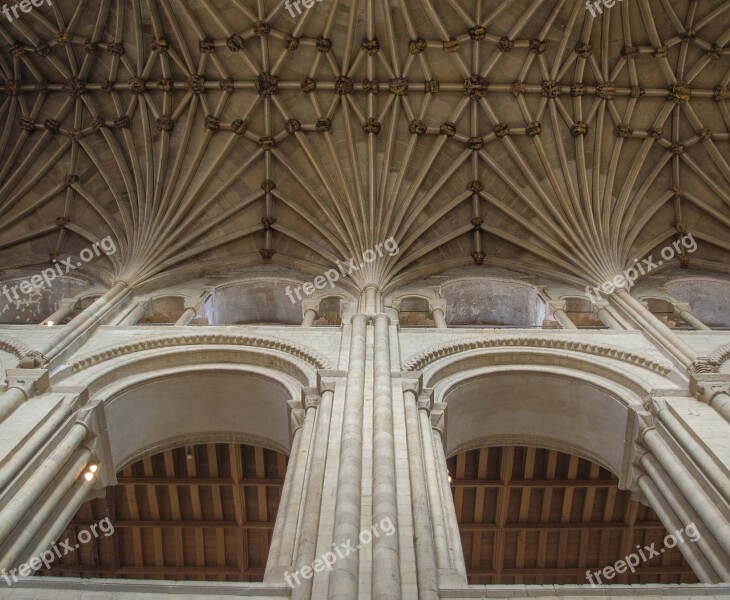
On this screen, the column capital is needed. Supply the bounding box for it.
[417,388,434,413]
[690,372,730,397]
[431,401,447,436]
[4,367,49,396]
[373,313,391,326]
[317,371,340,394]
[287,399,305,434]
[302,299,319,314]
[402,373,424,397]
[19,351,49,369]
[301,387,320,411]
[350,312,369,325]
[697,382,730,404]
[429,299,446,312]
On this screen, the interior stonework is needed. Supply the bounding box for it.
[0,0,730,598]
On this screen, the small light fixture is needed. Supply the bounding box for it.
[84,471,94,481]
[45,320,54,326]
[89,464,98,473]
[447,468,452,483]
[186,446,194,460]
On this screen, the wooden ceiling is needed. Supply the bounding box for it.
[40,443,286,581]
[38,442,699,585]
[448,446,698,585]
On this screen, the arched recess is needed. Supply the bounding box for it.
[439,278,547,327]
[665,278,730,329]
[441,369,634,476]
[38,441,288,582]
[5,339,318,584]
[414,341,702,585]
[397,296,435,327]
[137,295,189,325]
[447,445,698,585]
[206,279,304,325]
[102,368,294,470]
[561,296,606,329]
[0,275,89,324]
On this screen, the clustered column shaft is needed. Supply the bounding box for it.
[329,314,368,600]
[371,315,401,599]
[403,387,439,599]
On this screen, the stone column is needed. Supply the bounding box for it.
[117,301,147,326]
[2,448,93,567]
[698,384,730,424]
[37,282,131,363]
[432,415,467,580]
[302,301,319,328]
[0,394,76,490]
[612,288,698,367]
[371,314,400,599]
[403,382,439,599]
[417,394,450,574]
[292,383,335,600]
[654,402,730,506]
[0,368,48,423]
[363,286,378,314]
[592,303,622,330]
[174,306,197,326]
[637,474,720,582]
[639,453,730,580]
[431,301,447,329]
[549,301,577,330]
[672,302,711,331]
[22,472,96,569]
[266,394,315,579]
[329,313,368,600]
[641,426,730,558]
[0,417,91,548]
[42,299,78,326]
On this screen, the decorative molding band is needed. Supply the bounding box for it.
[690,344,730,374]
[709,343,730,368]
[0,335,31,360]
[69,333,333,373]
[402,336,673,375]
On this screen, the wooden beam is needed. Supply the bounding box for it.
[116,477,284,486]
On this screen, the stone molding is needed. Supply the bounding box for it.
[402,335,673,375]
[690,343,730,374]
[67,333,333,373]
[0,334,31,360]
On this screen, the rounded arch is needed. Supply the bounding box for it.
[101,367,295,472]
[53,333,330,389]
[437,367,637,477]
[438,277,546,327]
[207,277,307,325]
[665,277,730,328]
[413,340,676,483]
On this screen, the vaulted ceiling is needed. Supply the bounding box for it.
[0,0,728,295]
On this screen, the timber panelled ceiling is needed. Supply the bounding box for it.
[43,443,696,584]
[447,446,697,585]
[41,443,286,581]
[0,0,729,295]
